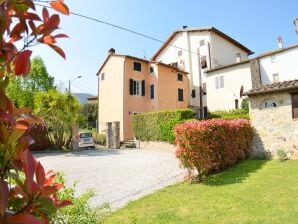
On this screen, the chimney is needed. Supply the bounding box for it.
[182,25,188,29]
[236,53,241,63]
[108,48,115,55]
[277,36,283,49]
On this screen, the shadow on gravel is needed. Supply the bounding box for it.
[33,149,122,158]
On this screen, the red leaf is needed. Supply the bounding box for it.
[56,199,72,208]
[48,44,66,59]
[0,90,13,113]
[42,35,56,44]
[14,50,32,76]
[0,179,9,216]
[22,12,41,21]
[15,136,35,152]
[50,1,69,15]
[36,162,46,187]
[13,107,32,116]
[22,150,37,194]
[6,214,44,224]
[42,7,49,22]
[54,33,68,38]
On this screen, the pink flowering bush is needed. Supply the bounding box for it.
[174,119,253,181]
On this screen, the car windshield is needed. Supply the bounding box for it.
[80,132,92,138]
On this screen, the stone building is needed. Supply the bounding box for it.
[245,80,298,158]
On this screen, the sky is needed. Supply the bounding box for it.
[31,0,298,96]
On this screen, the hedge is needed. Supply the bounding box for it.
[132,109,194,143]
[174,119,253,181]
[25,123,53,151]
[208,109,249,120]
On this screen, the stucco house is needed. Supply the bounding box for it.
[244,80,298,158]
[97,49,188,141]
[206,44,298,112]
[152,26,253,117]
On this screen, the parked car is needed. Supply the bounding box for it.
[78,131,95,149]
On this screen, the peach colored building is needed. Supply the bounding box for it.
[97,49,189,141]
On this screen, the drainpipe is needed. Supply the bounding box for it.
[186,31,194,106]
[197,48,203,119]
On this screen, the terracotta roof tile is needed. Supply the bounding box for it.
[244,79,298,96]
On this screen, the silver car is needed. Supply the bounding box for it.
[78,131,95,149]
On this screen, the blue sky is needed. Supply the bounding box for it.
[32,0,298,95]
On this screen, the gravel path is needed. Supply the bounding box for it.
[35,149,186,209]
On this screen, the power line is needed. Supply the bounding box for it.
[34,2,220,64]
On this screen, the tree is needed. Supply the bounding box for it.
[34,90,80,150]
[7,56,55,108]
[79,103,98,129]
[0,0,72,223]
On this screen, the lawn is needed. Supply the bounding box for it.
[103,160,298,224]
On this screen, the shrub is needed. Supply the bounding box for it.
[276,149,287,162]
[25,123,53,151]
[208,109,249,120]
[51,174,110,224]
[133,109,194,143]
[241,98,249,112]
[94,134,106,145]
[175,119,253,181]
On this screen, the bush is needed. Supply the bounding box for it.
[94,134,106,145]
[25,123,53,151]
[241,98,249,112]
[133,109,194,143]
[51,174,110,224]
[276,149,287,162]
[175,119,253,181]
[208,109,249,120]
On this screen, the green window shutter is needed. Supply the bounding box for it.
[142,80,145,96]
[129,79,134,95]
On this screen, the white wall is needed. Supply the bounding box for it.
[206,62,252,111]
[259,47,298,84]
[98,56,125,139]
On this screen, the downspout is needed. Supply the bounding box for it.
[186,31,194,106]
[197,48,203,119]
[122,58,126,141]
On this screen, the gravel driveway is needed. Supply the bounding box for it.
[35,149,186,209]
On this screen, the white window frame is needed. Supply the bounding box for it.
[215,76,224,89]
[133,80,142,96]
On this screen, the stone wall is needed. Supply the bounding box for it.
[249,92,298,158]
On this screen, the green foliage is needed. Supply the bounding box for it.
[34,89,80,150]
[241,97,249,112]
[94,133,106,145]
[208,108,249,120]
[6,56,55,109]
[51,174,110,224]
[276,149,287,162]
[132,109,194,143]
[175,119,254,181]
[79,103,98,129]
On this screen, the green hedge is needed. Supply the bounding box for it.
[208,109,249,120]
[133,109,194,143]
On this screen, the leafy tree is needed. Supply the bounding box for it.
[7,56,55,108]
[79,103,98,129]
[34,90,81,150]
[241,98,249,112]
[0,0,72,223]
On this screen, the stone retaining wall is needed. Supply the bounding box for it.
[249,92,298,158]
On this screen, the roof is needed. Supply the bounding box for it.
[206,44,298,74]
[87,96,98,100]
[96,53,188,75]
[152,26,253,60]
[244,80,298,96]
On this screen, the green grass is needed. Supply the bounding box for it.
[103,160,298,224]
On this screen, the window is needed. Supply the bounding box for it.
[178,50,183,57]
[260,99,277,109]
[202,83,207,95]
[129,79,145,96]
[150,84,155,99]
[271,55,276,63]
[215,76,224,89]
[149,66,154,74]
[235,99,239,109]
[203,106,208,118]
[133,62,142,72]
[273,73,279,83]
[191,89,196,98]
[201,56,207,68]
[291,93,298,119]
[177,73,183,81]
[101,73,105,80]
[199,39,205,46]
[178,88,184,101]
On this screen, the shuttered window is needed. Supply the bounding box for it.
[201,56,207,68]
[291,93,298,119]
[150,84,154,99]
[178,88,184,102]
[129,79,145,96]
[133,62,142,72]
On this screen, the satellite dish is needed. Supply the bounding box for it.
[240,85,244,98]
